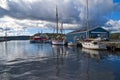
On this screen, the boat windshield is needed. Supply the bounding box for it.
[84,39,92,42]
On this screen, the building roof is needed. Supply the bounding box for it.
[67,27,109,34]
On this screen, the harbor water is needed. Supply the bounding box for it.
[0,40,120,80]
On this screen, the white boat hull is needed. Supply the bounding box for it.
[52,40,66,45]
[68,42,76,46]
[82,42,107,50]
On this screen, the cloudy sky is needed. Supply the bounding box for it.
[0,0,120,36]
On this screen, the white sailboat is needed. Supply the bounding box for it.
[81,0,107,50]
[52,6,66,45]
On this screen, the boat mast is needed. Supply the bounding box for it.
[86,0,89,38]
[56,5,59,35]
[60,22,63,34]
[4,24,7,41]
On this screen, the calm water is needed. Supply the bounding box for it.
[0,40,120,80]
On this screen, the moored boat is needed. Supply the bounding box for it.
[67,42,77,46]
[82,39,107,50]
[51,6,66,45]
[52,39,66,45]
[81,0,106,50]
[30,34,49,43]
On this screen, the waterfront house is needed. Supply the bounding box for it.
[66,27,110,43]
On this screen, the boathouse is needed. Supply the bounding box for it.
[66,27,110,43]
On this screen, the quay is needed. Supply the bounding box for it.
[101,40,120,51]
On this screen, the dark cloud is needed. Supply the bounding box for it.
[0,0,120,29]
[0,7,8,17]
[0,0,81,23]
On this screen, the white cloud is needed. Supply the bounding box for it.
[105,19,120,32]
[0,16,79,36]
[0,0,115,23]
[0,0,120,35]
[0,0,9,9]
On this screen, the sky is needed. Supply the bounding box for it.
[0,0,120,36]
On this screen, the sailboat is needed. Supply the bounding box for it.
[52,6,66,45]
[81,0,107,50]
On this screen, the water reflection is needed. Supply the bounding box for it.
[81,48,120,80]
[0,41,53,64]
[81,48,108,60]
[52,45,67,76]
[0,41,120,80]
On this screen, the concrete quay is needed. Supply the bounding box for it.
[101,41,120,51]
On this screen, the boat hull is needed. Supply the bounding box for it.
[67,42,76,46]
[30,40,50,43]
[52,40,66,45]
[82,42,107,50]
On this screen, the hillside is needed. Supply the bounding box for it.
[110,33,120,39]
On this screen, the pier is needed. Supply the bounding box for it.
[101,40,120,51]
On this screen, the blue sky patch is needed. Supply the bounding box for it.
[113,0,120,3]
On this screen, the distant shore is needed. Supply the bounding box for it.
[0,36,31,41]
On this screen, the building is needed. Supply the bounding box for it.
[66,27,110,43]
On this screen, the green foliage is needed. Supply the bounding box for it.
[110,33,120,39]
[30,33,65,39]
[34,33,41,36]
[30,32,41,39]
